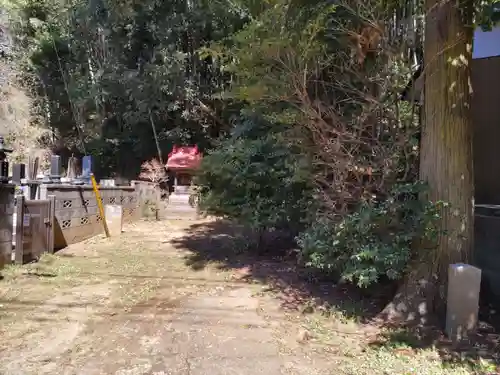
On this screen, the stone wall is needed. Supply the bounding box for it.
[39,184,140,249]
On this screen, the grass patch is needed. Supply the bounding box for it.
[336,345,496,375]
[299,309,499,374]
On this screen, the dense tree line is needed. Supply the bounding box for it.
[3,0,248,175]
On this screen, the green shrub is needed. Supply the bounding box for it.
[297,182,445,287]
[194,116,315,236]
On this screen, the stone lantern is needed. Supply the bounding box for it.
[0,136,13,184]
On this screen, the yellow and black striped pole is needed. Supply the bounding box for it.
[90,173,110,238]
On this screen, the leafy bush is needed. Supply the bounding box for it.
[297,182,445,287]
[139,158,168,184]
[194,116,315,236]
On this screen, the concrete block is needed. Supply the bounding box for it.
[446,263,481,341]
[104,204,123,237]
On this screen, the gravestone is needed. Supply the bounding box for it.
[12,164,25,185]
[66,156,78,180]
[81,155,92,184]
[49,155,61,183]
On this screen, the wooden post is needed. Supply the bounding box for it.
[14,195,24,264]
[47,195,55,253]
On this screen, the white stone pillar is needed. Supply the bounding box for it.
[446,263,482,341]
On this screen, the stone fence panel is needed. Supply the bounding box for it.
[40,184,140,249]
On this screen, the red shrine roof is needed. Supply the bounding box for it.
[165,145,202,170]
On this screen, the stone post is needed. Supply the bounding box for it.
[104,204,123,236]
[446,263,482,342]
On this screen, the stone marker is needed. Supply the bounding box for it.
[104,204,123,237]
[446,263,481,342]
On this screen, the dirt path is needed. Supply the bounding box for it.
[0,220,331,375]
[1,219,494,375]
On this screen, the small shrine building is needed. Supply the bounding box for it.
[165,145,202,193]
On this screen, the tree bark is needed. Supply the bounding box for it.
[381,0,474,325]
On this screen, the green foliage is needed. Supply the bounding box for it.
[297,182,445,287]
[194,114,315,234]
[6,0,249,177]
[477,0,500,30]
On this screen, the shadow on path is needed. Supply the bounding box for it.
[171,220,394,322]
[171,219,500,371]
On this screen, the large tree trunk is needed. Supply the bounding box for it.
[381,0,474,325]
[421,0,475,311]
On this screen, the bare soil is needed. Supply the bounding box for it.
[0,219,497,375]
